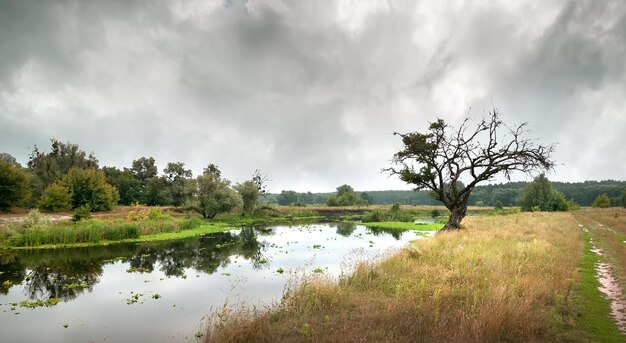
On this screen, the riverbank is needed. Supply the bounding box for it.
[202,212,623,342]
[0,204,457,249]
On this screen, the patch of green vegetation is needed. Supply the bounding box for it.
[569,231,624,342]
[4,223,231,250]
[19,298,60,308]
[312,244,323,249]
[152,294,161,299]
[276,267,284,274]
[64,282,89,289]
[360,221,442,231]
[126,267,151,273]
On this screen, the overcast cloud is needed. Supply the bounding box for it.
[0,0,624,192]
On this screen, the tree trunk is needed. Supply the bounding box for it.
[442,203,467,231]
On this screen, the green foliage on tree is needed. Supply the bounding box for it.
[518,174,554,211]
[326,184,368,206]
[235,180,259,216]
[131,157,158,183]
[0,162,30,209]
[592,193,612,208]
[38,182,72,212]
[277,190,299,205]
[163,162,193,207]
[193,169,242,218]
[61,168,119,211]
[143,177,171,206]
[102,166,142,205]
[28,139,99,186]
[517,174,572,212]
[622,189,626,208]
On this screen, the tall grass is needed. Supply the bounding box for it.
[204,212,585,342]
[0,209,208,247]
[12,220,141,246]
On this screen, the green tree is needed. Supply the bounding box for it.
[327,184,367,206]
[143,177,171,206]
[517,174,554,211]
[0,153,21,167]
[102,167,142,205]
[163,162,193,207]
[622,189,626,208]
[360,192,373,205]
[386,110,554,230]
[38,182,72,212]
[235,180,260,216]
[28,139,99,186]
[61,168,119,211]
[277,190,299,205]
[193,169,242,218]
[592,193,612,208]
[0,162,30,209]
[131,157,158,183]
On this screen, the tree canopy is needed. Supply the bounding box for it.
[0,162,30,209]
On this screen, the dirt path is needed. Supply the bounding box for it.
[583,225,626,334]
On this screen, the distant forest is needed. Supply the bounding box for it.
[267,180,626,207]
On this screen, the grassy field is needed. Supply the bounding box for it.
[203,211,625,342]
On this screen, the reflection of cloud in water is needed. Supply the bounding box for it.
[0,223,429,342]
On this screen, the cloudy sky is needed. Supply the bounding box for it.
[1,0,624,192]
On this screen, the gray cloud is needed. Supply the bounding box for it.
[1,0,624,192]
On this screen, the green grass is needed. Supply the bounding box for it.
[360,221,442,231]
[4,223,232,250]
[570,230,624,342]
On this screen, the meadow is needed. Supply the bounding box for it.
[203,211,625,342]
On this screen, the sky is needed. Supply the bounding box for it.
[1,0,625,193]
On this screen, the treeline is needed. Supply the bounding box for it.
[0,140,266,218]
[267,180,626,207]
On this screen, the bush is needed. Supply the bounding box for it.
[73,205,92,222]
[362,205,414,223]
[21,209,50,229]
[179,217,203,230]
[592,193,612,208]
[61,168,119,211]
[147,208,164,220]
[38,182,72,212]
[494,201,503,211]
[0,161,30,209]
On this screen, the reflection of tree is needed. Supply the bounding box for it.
[0,228,265,300]
[0,253,25,295]
[367,227,405,240]
[335,222,357,237]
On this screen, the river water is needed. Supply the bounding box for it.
[0,222,432,342]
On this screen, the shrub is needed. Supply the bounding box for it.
[592,193,611,208]
[494,201,504,211]
[362,206,414,223]
[38,182,72,212]
[72,205,92,222]
[61,168,119,211]
[0,161,30,209]
[147,208,164,220]
[22,209,49,228]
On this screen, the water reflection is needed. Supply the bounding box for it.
[0,228,265,301]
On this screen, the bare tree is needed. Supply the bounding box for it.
[385,108,555,231]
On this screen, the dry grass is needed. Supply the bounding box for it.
[204,212,583,343]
